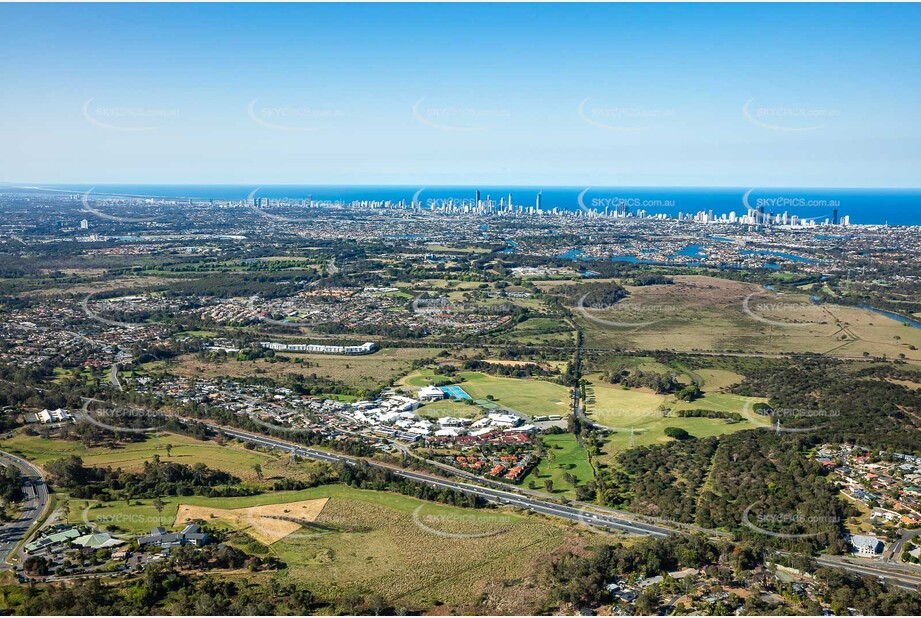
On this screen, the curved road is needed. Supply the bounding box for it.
[0,450,50,569]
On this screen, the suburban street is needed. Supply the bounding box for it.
[0,450,50,569]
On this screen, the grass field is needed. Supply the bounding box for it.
[455,372,571,417]
[268,485,579,610]
[573,275,921,360]
[583,374,771,462]
[165,347,441,391]
[0,431,299,483]
[522,433,594,498]
[79,481,585,611]
[396,368,455,388]
[500,316,576,345]
[694,368,744,391]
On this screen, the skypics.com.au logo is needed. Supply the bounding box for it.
[575,294,674,329]
[747,401,840,434]
[742,98,840,132]
[247,99,346,132]
[77,398,170,435]
[412,98,510,132]
[577,98,675,131]
[576,188,676,216]
[411,506,512,539]
[82,99,179,132]
[741,293,828,328]
[742,503,840,540]
[81,189,164,223]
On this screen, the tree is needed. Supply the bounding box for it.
[153,497,165,525]
[663,427,691,441]
[253,463,263,481]
[165,443,173,457]
[544,479,554,493]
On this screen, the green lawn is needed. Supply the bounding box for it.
[70,484,511,534]
[397,368,455,388]
[267,485,570,608]
[455,372,571,417]
[522,433,594,498]
[0,431,279,482]
[584,375,771,462]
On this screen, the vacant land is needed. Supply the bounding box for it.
[71,488,340,535]
[456,372,571,417]
[499,315,576,345]
[522,433,594,498]
[694,368,744,391]
[83,481,587,611]
[0,431,294,482]
[573,275,921,360]
[175,497,329,544]
[584,374,771,462]
[268,485,581,609]
[166,347,441,391]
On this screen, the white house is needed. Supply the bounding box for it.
[434,427,465,437]
[36,408,73,424]
[438,417,469,427]
[488,413,521,428]
[850,534,884,556]
[418,386,445,401]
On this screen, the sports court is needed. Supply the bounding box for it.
[440,385,472,400]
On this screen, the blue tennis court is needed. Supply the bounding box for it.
[440,385,472,400]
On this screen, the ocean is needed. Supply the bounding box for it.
[13,185,921,227]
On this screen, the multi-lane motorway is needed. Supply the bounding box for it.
[206,423,675,537]
[0,450,49,569]
[205,422,921,590]
[8,409,921,590]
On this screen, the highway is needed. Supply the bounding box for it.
[0,450,50,569]
[814,555,921,591]
[207,422,921,589]
[205,423,675,538]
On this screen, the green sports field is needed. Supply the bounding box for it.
[455,372,571,417]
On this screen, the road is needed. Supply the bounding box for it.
[0,451,50,569]
[814,554,921,591]
[200,422,675,538]
[109,364,122,391]
[205,421,921,589]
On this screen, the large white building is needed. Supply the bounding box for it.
[261,341,376,355]
[36,408,73,424]
[850,534,884,556]
[418,385,446,401]
[487,413,521,428]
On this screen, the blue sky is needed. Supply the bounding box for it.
[1,3,919,187]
